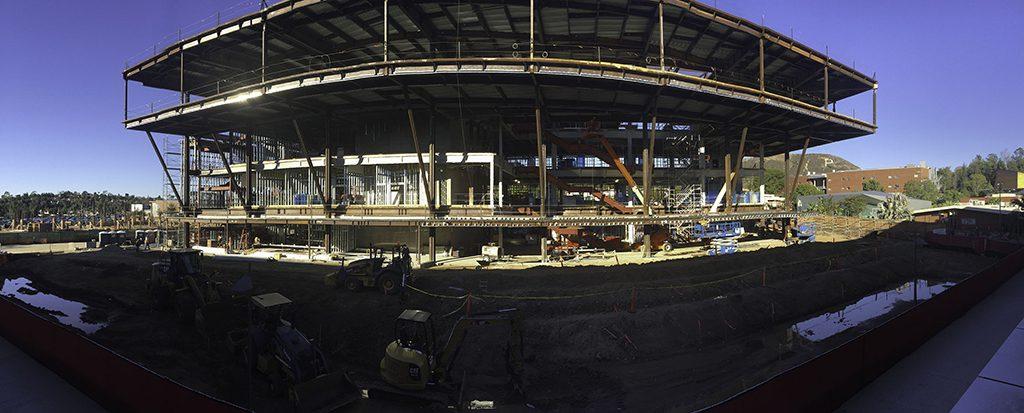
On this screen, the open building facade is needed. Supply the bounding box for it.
[123,0,878,260]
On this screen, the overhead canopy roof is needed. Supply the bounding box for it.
[125,0,876,109]
[125,58,875,156]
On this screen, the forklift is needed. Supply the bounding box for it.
[244,293,359,412]
[324,245,412,295]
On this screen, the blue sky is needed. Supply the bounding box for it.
[1,0,1022,196]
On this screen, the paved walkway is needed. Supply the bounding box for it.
[839,269,1024,412]
[0,336,106,413]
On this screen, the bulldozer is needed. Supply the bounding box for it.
[324,245,411,295]
[244,293,359,412]
[377,308,524,403]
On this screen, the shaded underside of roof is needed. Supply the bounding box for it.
[125,0,875,109]
[125,59,874,157]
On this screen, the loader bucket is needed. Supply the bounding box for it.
[291,371,360,413]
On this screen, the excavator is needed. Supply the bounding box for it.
[374,308,525,405]
[323,245,411,295]
[244,292,359,412]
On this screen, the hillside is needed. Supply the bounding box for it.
[744,153,859,175]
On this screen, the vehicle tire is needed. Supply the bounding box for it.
[379,272,401,295]
[662,242,674,252]
[344,276,362,292]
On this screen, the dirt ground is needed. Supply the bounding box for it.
[0,234,995,412]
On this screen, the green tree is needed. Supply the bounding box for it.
[936,167,956,191]
[862,178,883,192]
[903,180,940,202]
[936,190,965,206]
[793,183,824,197]
[838,196,868,217]
[746,168,787,195]
[963,173,993,196]
[808,197,839,215]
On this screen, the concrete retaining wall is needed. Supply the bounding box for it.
[0,297,246,413]
[704,241,1024,412]
[0,230,100,245]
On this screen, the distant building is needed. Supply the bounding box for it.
[995,170,1024,191]
[804,163,935,194]
[150,200,179,217]
[130,204,145,213]
[798,191,932,219]
[913,205,1024,238]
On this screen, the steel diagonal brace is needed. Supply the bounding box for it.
[145,131,184,208]
[291,120,328,213]
[208,135,250,212]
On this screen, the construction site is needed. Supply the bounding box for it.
[2,1,1023,412]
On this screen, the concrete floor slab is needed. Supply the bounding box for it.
[949,377,1024,413]
[0,336,106,413]
[980,329,1024,387]
[838,268,1024,413]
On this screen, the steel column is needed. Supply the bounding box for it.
[383,0,389,62]
[535,106,545,215]
[759,34,765,92]
[724,153,732,209]
[872,82,878,125]
[529,0,535,59]
[658,1,665,70]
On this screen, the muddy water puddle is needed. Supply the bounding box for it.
[791,279,955,342]
[1,277,107,334]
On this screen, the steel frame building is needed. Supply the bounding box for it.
[123,0,877,259]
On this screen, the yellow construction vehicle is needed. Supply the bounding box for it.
[324,245,411,295]
[379,309,524,396]
[243,293,359,412]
